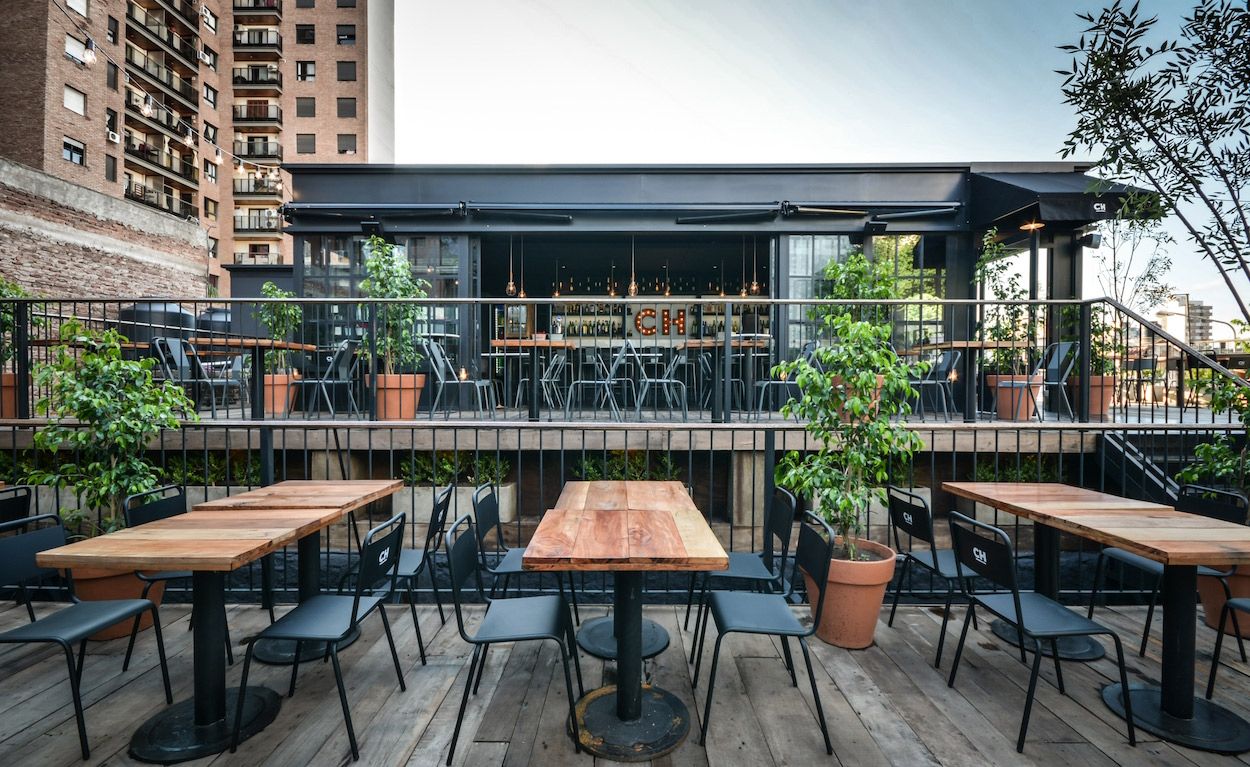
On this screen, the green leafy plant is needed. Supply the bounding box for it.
[398,451,467,486]
[817,250,898,324]
[163,452,261,487]
[467,455,511,486]
[775,312,923,560]
[253,281,303,370]
[25,322,195,536]
[360,235,430,375]
[0,276,42,369]
[975,228,1031,374]
[974,455,1061,483]
[569,451,681,482]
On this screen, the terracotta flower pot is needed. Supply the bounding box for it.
[71,567,165,640]
[0,371,15,417]
[1070,375,1116,419]
[986,373,1042,421]
[262,372,299,416]
[1198,570,1250,634]
[373,373,426,420]
[804,537,897,649]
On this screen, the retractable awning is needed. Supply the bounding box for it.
[970,172,1149,228]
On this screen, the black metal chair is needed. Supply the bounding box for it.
[0,484,31,524]
[1206,596,1250,699]
[686,487,797,655]
[946,511,1135,753]
[154,337,246,418]
[395,484,454,644]
[232,512,409,762]
[120,486,234,669]
[0,514,173,760]
[443,513,583,765]
[994,341,1077,421]
[472,483,580,623]
[910,350,961,421]
[634,351,689,421]
[425,339,497,419]
[1088,484,1250,657]
[885,486,975,667]
[692,511,834,755]
[291,339,360,417]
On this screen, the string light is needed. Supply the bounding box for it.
[82,38,96,65]
[141,95,155,117]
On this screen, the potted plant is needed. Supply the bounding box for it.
[1072,305,1119,419]
[0,276,37,417]
[976,228,1039,420]
[26,322,195,639]
[776,311,923,649]
[360,235,429,419]
[252,281,304,415]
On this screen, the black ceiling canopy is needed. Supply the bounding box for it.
[969,172,1150,228]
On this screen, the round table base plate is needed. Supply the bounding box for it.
[990,619,1105,661]
[575,684,689,762]
[253,625,361,666]
[1103,683,1250,754]
[577,616,668,660]
[129,687,281,764]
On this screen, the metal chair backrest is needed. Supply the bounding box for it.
[153,337,188,379]
[887,486,938,561]
[1039,341,1077,384]
[606,342,633,380]
[444,513,488,642]
[788,513,835,631]
[763,487,797,574]
[541,351,567,383]
[0,485,32,525]
[321,339,359,383]
[660,351,687,380]
[0,515,67,592]
[949,511,1025,625]
[932,350,961,381]
[420,484,455,559]
[1176,484,1250,525]
[422,340,454,384]
[123,486,186,527]
[350,512,405,628]
[472,483,505,553]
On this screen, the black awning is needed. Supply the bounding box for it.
[970,172,1150,228]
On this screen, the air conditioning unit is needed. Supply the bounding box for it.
[106,130,120,144]
[198,49,212,64]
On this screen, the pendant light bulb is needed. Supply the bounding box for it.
[608,260,617,297]
[83,39,97,65]
[505,235,517,297]
[628,236,638,296]
[142,95,155,117]
[750,238,761,294]
[516,236,526,298]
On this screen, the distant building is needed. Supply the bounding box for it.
[1188,299,1213,347]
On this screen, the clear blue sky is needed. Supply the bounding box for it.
[394,1,1229,322]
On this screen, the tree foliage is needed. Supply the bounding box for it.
[253,281,303,370]
[1094,209,1174,312]
[359,235,430,375]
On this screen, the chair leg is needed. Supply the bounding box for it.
[405,585,427,665]
[1087,551,1106,619]
[428,566,446,624]
[692,598,714,689]
[779,636,797,686]
[555,573,580,625]
[447,644,481,766]
[261,556,277,624]
[1016,641,1046,752]
[289,640,303,697]
[1208,603,1233,699]
[223,603,235,665]
[75,638,87,687]
[473,642,492,695]
[699,634,727,746]
[329,648,359,761]
[379,605,408,687]
[122,612,144,672]
[690,578,710,665]
[558,640,582,753]
[799,637,833,755]
[1141,577,1161,657]
[935,583,955,669]
[1050,639,1065,694]
[888,557,910,627]
[61,642,90,760]
[1218,577,1248,662]
[947,605,976,688]
[230,644,256,753]
[149,606,173,703]
[1109,633,1136,745]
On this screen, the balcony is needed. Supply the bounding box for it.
[125,4,199,72]
[233,249,280,264]
[232,29,282,61]
[148,0,201,31]
[124,45,196,105]
[233,177,283,199]
[232,0,281,25]
[123,137,199,187]
[231,66,282,95]
[231,103,282,131]
[233,212,281,233]
[233,141,282,160]
[124,180,198,219]
[123,90,195,142]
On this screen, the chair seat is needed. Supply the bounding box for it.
[484,547,525,576]
[396,548,425,577]
[0,599,152,645]
[138,570,193,583]
[979,592,1110,639]
[1104,547,1228,579]
[256,594,383,643]
[709,591,806,637]
[707,551,776,584]
[906,547,961,580]
[474,595,566,644]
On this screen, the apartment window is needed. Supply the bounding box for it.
[336,60,356,81]
[296,134,316,154]
[105,108,117,132]
[296,97,316,117]
[336,25,356,45]
[202,46,218,71]
[203,159,217,183]
[208,237,219,260]
[107,16,118,44]
[203,84,217,108]
[106,62,118,90]
[336,97,356,118]
[296,0,314,6]
[66,0,87,16]
[204,123,218,143]
[62,137,85,165]
[296,25,315,44]
[296,61,316,81]
[202,8,217,33]
[65,35,87,64]
[337,133,356,154]
[104,154,117,182]
[205,198,218,221]
[338,0,357,6]
[63,85,86,115]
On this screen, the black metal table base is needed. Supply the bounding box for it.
[1103,683,1250,754]
[129,687,281,764]
[577,616,669,660]
[252,626,361,665]
[575,684,689,762]
[990,619,1105,661]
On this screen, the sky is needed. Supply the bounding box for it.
[393,0,1231,326]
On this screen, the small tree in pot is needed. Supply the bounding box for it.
[0,276,40,417]
[253,281,304,415]
[360,234,430,419]
[776,311,923,648]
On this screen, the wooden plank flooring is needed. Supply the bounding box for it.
[5,600,1250,766]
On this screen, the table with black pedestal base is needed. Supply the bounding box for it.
[490,338,576,421]
[528,480,727,761]
[945,481,1250,754]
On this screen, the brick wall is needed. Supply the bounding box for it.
[0,0,52,170]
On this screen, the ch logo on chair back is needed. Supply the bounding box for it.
[973,546,988,566]
[902,511,914,526]
[378,548,389,567]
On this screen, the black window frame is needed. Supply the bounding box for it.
[336,60,356,81]
[336,97,356,118]
[296,25,316,44]
[296,60,316,81]
[336,25,356,45]
[62,137,85,165]
[296,97,316,117]
[296,133,316,154]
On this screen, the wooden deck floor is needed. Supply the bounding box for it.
[4,601,1250,766]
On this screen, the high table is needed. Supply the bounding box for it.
[194,479,402,665]
[32,479,396,763]
[944,481,1250,753]
[525,480,727,760]
[681,336,770,422]
[489,338,576,420]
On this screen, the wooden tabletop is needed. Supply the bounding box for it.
[193,479,401,512]
[524,480,728,572]
[490,339,577,349]
[943,481,1250,566]
[897,339,1024,356]
[680,338,771,350]
[29,336,317,352]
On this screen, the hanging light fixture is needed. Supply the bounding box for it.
[142,95,155,117]
[718,258,726,297]
[82,38,97,65]
[608,260,617,297]
[505,235,517,297]
[739,237,748,297]
[627,236,639,297]
[664,261,671,296]
[552,256,561,297]
[517,236,526,298]
[750,238,760,295]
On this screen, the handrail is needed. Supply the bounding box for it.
[1101,297,1249,387]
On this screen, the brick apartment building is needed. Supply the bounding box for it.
[0,0,394,294]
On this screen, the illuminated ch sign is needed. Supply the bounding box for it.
[633,308,687,336]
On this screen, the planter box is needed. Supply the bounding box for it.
[392,482,518,524]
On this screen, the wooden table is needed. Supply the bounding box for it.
[525,480,727,759]
[36,479,400,763]
[944,481,1250,753]
[898,340,1025,422]
[490,338,577,420]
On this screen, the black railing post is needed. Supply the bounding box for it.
[721,301,733,422]
[1079,301,1092,422]
[14,301,30,418]
[368,301,378,420]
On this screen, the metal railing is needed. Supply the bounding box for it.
[231,104,282,123]
[232,213,281,232]
[123,182,198,219]
[231,67,282,87]
[125,3,200,65]
[232,29,282,51]
[123,45,196,101]
[232,141,281,159]
[123,137,198,184]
